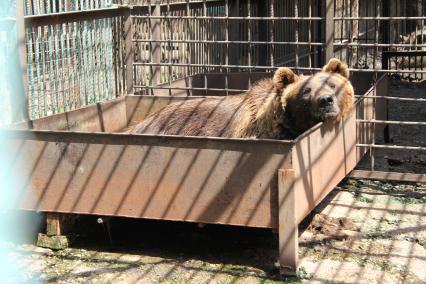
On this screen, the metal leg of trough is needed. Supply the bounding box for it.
[277,169,298,276]
[97,217,113,245]
[384,99,390,143]
[37,213,73,250]
[384,125,390,143]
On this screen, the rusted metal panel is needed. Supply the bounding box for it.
[99,98,128,132]
[191,73,271,96]
[33,97,127,132]
[292,109,358,224]
[146,72,375,98]
[146,77,194,96]
[137,71,378,98]
[32,113,69,131]
[7,130,292,228]
[139,72,273,96]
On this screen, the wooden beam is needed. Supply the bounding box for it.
[46,213,67,236]
[38,213,75,249]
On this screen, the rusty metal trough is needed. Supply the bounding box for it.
[4,72,387,273]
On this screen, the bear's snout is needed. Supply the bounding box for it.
[319,94,334,107]
[314,93,340,122]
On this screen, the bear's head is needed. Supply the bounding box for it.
[273,58,355,136]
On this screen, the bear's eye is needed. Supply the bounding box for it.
[301,87,311,96]
[329,83,336,89]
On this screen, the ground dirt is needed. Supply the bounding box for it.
[4,178,425,284]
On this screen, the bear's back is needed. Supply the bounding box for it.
[130,92,265,137]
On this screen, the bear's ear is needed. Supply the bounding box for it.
[273,67,299,91]
[323,58,350,79]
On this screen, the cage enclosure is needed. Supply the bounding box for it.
[6,0,422,275]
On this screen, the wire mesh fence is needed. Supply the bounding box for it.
[25,0,114,15]
[24,1,125,119]
[26,18,119,118]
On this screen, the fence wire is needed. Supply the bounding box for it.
[25,1,126,119]
[25,0,114,15]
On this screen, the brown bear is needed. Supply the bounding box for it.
[129,58,355,139]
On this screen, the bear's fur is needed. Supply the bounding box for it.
[129,58,355,139]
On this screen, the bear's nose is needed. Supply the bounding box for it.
[319,94,334,106]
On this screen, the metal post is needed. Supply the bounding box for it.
[381,0,390,143]
[324,0,335,64]
[124,7,134,95]
[229,0,240,67]
[150,0,161,94]
[257,1,268,66]
[380,0,390,69]
[313,0,323,67]
[278,169,298,275]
